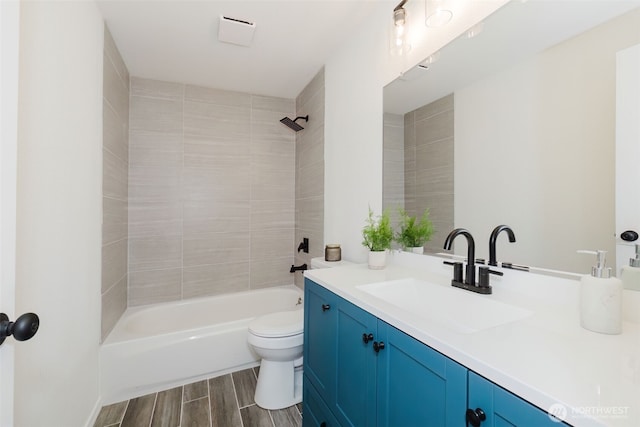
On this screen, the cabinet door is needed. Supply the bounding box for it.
[468,371,568,426]
[376,321,468,427]
[333,298,378,427]
[304,278,338,401]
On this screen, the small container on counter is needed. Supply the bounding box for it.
[325,244,341,262]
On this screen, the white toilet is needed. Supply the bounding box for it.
[248,257,353,410]
[248,308,304,409]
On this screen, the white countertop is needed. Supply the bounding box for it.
[304,251,640,427]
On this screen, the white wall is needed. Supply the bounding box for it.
[324,0,507,262]
[455,9,640,273]
[16,1,103,425]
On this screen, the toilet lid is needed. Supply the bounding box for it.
[249,309,304,338]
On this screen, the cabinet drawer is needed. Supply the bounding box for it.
[303,375,340,427]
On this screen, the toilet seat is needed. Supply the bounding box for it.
[248,309,303,338]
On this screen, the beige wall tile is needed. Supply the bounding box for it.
[103,196,127,245]
[251,229,295,261]
[102,238,127,293]
[252,200,294,231]
[103,52,129,123]
[129,165,182,203]
[129,131,182,167]
[103,99,128,163]
[101,275,127,341]
[252,169,295,202]
[184,136,250,170]
[184,101,250,139]
[182,166,251,201]
[129,235,182,271]
[183,199,250,235]
[184,85,251,107]
[103,148,128,200]
[129,268,182,306]
[131,77,183,100]
[129,200,182,238]
[415,109,454,146]
[183,231,250,268]
[183,263,250,299]
[414,93,453,123]
[102,28,129,336]
[295,159,323,200]
[252,95,295,113]
[250,257,295,289]
[295,195,323,234]
[130,96,182,133]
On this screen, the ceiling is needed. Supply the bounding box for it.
[97,0,377,100]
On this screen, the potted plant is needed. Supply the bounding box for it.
[362,208,393,269]
[395,208,434,254]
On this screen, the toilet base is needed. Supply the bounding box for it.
[254,359,302,410]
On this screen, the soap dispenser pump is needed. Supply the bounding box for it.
[620,244,640,291]
[577,250,622,334]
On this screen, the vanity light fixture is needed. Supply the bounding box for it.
[425,0,453,28]
[390,0,411,55]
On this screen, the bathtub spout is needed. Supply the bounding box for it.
[290,264,308,273]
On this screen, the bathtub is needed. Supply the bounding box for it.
[100,285,303,404]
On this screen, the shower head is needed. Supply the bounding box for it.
[280,115,309,132]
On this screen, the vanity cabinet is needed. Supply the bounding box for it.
[303,278,466,427]
[303,278,567,427]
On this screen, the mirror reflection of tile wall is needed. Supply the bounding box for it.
[384,94,454,254]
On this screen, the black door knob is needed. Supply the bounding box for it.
[321,304,330,311]
[0,312,40,346]
[362,333,374,344]
[621,230,639,242]
[373,341,385,353]
[466,408,486,427]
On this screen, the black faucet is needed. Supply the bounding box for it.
[488,225,516,267]
[444,228,502,294]
[443,228,476,287]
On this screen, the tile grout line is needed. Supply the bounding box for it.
[206,377,213,427]
[230,373,245,427]
[147,392,158,427]
[179,385,185,427]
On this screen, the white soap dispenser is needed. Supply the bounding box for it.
[620,244,640,291]
[577,250,622,335]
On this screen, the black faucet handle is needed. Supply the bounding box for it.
[443,261,463,283]
[478,266,503,288]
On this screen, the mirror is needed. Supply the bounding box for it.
[383,0,640,275]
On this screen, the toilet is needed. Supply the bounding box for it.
[248,257,352,410]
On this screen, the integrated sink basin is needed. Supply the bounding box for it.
[357,278,532,334]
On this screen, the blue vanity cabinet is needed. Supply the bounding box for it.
[304,279,468,427]
[333,298,378,426]
[376,320,468,427]
[304,278,339,403]
[468,371,568,426]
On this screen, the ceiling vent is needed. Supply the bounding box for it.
[218,16,256,47]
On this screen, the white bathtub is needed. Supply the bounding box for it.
[100,285,303,404]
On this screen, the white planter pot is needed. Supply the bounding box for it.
[368,250,387,270]
[410,246,424,254]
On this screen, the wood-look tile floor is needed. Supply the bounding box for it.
[94,367,302,427]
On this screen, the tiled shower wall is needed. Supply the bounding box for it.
[101,26,129,340]
[128,77,296,306]
[404,94,454,254]
[383,112,405,233]
[294,70,325,287]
